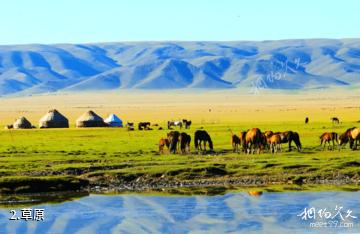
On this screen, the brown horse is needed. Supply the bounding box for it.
[350,128,360,150]
[338,131,350,148]
[245,128,262,154]
[179,132,191,154]
[267,133,282,153]
[264,130,274,138]
[158,138,170,154]
[275,131,302,152]
[319,132,338,150]
[231,134,241,153]
[263,130,274,151]
[167,131,180,154]
[339,127,360,150]
[239,131,248,152]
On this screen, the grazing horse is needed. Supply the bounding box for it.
[126,122,135,131]
[331,117,340,124]
[158,138,170,154]
[305,117,309,124]
[264,130,274,138]
[182,119,192,129]
[138,122,151,130]
[319,132,338,150]
[338,131,350,149]
[194,130,213,153]
[349,128,360,150]
[239,131,248,152]
[263,130,274,151]
[245,128,263,154]
[179,132,191,154]
[167,131,180,154]
[339,127,360,150]
[275,131,302,152]
[267,133,282,153]
[228,129,241,153]
[168,121,182,129]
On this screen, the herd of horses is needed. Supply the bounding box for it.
[159,130,213,154]
[122,117,360,154]
[167,119,192,129]
[126,119,192,131]
[320,127,360,150]
[229,129,302,154]
[158,126,360,155]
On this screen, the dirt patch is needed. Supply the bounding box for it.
[0,177,89,194]
[283,164,310,170]
[341,161,360,167]
[263,163,280,169]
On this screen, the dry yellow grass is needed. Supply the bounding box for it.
[0,88,359,127]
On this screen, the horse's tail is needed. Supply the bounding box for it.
[194,132,199,149]
[294,132,302,150]
[207,134,214,150]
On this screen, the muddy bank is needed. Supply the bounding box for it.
[0,177,89,194]
[88,175,360,193]
[0,173,359,195]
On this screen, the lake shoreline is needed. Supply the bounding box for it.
[88,176,360,193]
[1,172,360,195]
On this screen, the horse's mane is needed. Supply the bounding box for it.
[346,127,356,133]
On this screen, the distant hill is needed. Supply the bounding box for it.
[0,39,359,95]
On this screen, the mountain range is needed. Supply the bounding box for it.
[0,39,359,95]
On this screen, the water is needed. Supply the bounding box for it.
[0,191,359,234]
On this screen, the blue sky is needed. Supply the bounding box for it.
[1,0,359,44]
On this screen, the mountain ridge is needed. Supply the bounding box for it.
[0,39,359,95]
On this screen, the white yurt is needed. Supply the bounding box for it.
[104,114,123,127]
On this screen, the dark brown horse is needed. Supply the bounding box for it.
[231,134,241,153]
[331,117,340,124]
[138,122,151,130]
[245,128,262,154]
[319,132,338,150]
[167,131,180,154]
[158,138,170,154]
[194,130,213,153]
[179,132,191,154]
[182,119,192,129]
[275,131,302,151]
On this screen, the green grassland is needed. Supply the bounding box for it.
[0,121,359,194]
